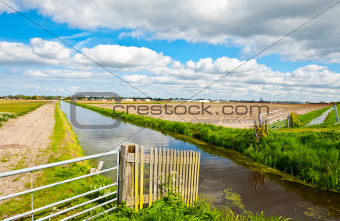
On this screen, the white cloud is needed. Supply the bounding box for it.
[23,69,111,79]
[119,59,340,100]
[69,87,79,93]
[74,45,172,69]
[123,74,149,84]
[30,38,70,59]
[0,0,20,14]
[0,38,70,66]
[16,0,340,63]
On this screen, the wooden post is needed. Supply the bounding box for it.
[96,161,104,171]
[258,114,262,127]
[118,145,128,204]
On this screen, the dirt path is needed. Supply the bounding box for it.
[0,103,55,197]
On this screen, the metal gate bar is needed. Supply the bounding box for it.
[0,149,119,221]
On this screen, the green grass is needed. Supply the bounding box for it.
[0,101,47,115]
[0,102,116,220]
[0,101,47,126]
[103,193,289,221]
[70,102,340,192]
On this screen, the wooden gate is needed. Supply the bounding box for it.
[118,144,201,211]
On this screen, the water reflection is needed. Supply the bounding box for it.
[249,171,267,189]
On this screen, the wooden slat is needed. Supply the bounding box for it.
[187,150,190,203]
[179,150,184,197]
[195,152,201,201]
[149,147,153,207]
[192,151,198,203]
[166,148,170,193]
[183,151,187,203]
[188,151,192,205]
[140,145,144,209]
[162,148,166,194]
[190,152,196,205]
[172,149,176,191]
[153,147,158,202]
[134,145,139,211]
[176,150,179,193]
[158,148,162,199]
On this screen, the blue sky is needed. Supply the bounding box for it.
[1,0,340,101]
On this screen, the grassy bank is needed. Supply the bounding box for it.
[305,104,340,129]
[297,105,332,126]
[70,102,339,192]
[1,102,115,220]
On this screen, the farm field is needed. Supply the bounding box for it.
[0,100,51,126]
[87,102,329,128]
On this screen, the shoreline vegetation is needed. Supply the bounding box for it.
[69,101,339,192]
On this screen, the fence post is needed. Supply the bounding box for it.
[258,114,262,127]
[334,104,339,123]
[287,112,290,128]
[118,145,128,205]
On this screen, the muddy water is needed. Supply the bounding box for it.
[60,102,340,221]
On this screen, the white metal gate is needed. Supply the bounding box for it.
[258,109,286,130]
[0,150,119,221]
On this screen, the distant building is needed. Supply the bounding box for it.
[170,99,192,102]
[122,98,134,102]
[193,99,210,102]
[144,99,151,101]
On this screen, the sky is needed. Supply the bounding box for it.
[0,0,340,102]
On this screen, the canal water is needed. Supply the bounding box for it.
[60,102,340,220]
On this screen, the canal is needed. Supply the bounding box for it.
[61,101,340,220]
